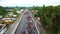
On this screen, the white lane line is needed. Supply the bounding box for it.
[32,18,40,34]
[29,11,40,34]
[4,12,24,34]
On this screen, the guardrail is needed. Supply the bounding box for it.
[4,12,24,34]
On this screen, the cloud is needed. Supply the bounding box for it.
[0,0,60,7]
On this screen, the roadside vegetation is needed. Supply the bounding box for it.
[0,6,7,17]
[32,5,60,34]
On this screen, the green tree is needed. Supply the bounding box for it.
[0,6,7,16]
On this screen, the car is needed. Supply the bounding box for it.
[21,30,25,34]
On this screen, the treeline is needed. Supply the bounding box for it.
[0,6,7,16]
[33,5,60,34]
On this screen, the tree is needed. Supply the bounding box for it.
[33,5,60,34]
[0,6,7,16]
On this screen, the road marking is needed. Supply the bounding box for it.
[4,12,24,34]
[29,11,40,34]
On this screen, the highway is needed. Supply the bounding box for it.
[15,9,38,34]
[4,9,47,34]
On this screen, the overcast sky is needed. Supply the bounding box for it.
[0,0,60,7]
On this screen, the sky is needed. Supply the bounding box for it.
[0,0,60,7]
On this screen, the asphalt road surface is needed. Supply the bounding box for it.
[15,9,38,34]
[4,9,46,34]
[15,14,27,34]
